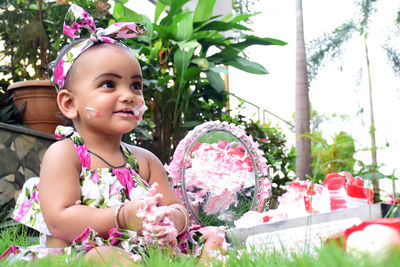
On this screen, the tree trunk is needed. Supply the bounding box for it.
[364,36,380,202]
[295,0,312,180]
[38,0,47,79]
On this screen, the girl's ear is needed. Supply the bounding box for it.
[57,90,78,119]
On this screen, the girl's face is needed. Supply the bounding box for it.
[67,44,145,135]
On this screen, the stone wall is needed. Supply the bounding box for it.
[0,122,55,221]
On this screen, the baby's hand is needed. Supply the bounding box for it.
[120,184,163,232]
[136,183,178,248]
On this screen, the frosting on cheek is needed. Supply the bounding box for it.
[85,107,102,119]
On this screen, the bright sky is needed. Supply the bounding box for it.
[125,1,400,182]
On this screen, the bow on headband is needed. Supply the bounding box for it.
[52,4,146,93]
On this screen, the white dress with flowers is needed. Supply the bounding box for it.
[1,126,202,263]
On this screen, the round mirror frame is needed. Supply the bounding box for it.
[165,121,271,226]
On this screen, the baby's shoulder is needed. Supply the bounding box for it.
[42,139,80,167]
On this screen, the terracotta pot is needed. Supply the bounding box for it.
[7,80,66,135]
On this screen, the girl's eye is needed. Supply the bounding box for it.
[100,81,115,89]
[131,82,142,90]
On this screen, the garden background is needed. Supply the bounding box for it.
[1,0,400,207]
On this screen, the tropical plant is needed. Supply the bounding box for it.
[383,9,400,76]
[114,0,286,163]
[306,0,382,200]
[0,0,112,83]
[295,0,312,180]
[309,131,356,182]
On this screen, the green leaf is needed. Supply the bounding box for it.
[83,198,97,206]
[191,58,209,69]
[113,2,143,23]
[197,21,251,32]
[153,24,173,39]
[28,4,38,10]
[197,37,230,48]
[154,1,167,24]
[113,2,125,20]
[43,19,55,25]
[159,0,172,5]
[225,56,268,74]
[173,12,193,41]
[174,48,195,86]
[210,66,228,74]
[231,35,287,51]
[361,172,387,180]
[193,0,216,22]
[183,66,202,80]
[230,13,258,24]
[160,0,192,26]
[172,40,200,51]
[99,195,105,208]
[139,14,153,44]
[206,71,225,92]
[207,47,241,63]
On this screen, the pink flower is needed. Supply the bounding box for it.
[90,170,100,184]
[53,59,65,88]
[73,227,91,243]
[178,240,188,253]
[0,246,21,260]
[108,228,122,245]
[54,131,63,140]
[75,144,90,168]
[13,200,31,222]
[32,191,39,202]
[100,36,116,43]
[113,169,135,196]
[109,184,118,196]
[63,22,80,38]
[84,242,95,251]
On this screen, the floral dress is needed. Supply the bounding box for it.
[1,126,202,263]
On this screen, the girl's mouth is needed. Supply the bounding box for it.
[114,109,135,118]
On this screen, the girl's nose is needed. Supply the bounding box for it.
[119,87,135,104]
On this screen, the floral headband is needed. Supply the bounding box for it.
[52,4,146,93]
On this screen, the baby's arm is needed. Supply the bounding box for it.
[39,140,121,242]
[131,146,189,234]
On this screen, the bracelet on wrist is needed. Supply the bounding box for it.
[114,203,125,229]
[169,203,189,235]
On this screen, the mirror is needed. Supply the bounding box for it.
[165,121,271,227]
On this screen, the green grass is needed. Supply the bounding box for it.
[0,221,38,254]
[2,222,400,266]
